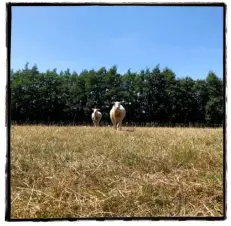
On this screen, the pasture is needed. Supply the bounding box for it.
[10,126,223,218]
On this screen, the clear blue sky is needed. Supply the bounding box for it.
[11,6,223,79]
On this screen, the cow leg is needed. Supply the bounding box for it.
[113,121,117,130]
[114,122,117,130]
[110,117,116,129]
[117,121,122,131]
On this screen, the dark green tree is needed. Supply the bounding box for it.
[10,63,223,126]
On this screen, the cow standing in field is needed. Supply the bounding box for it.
[110,101,126,131]
[91,108,102,127]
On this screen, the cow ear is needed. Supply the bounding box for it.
[92,108,94,110]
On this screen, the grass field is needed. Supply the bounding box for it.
[10,125,224,218]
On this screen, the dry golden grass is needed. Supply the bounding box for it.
[10,126,223,218]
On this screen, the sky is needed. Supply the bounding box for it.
[11,5,224,79]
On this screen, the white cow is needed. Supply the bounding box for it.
[110,101,126,131]
[91,108,102,127]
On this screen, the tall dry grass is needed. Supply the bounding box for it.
[10,126,223,218]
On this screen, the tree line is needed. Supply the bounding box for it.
[10,63,223,126]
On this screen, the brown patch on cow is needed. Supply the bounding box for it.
[115,111,121,117]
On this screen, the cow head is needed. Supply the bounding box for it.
[113,101,121,111]
[92,108,100,113]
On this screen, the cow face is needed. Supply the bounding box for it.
[92,108,100,113]
[113,101,121,111]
